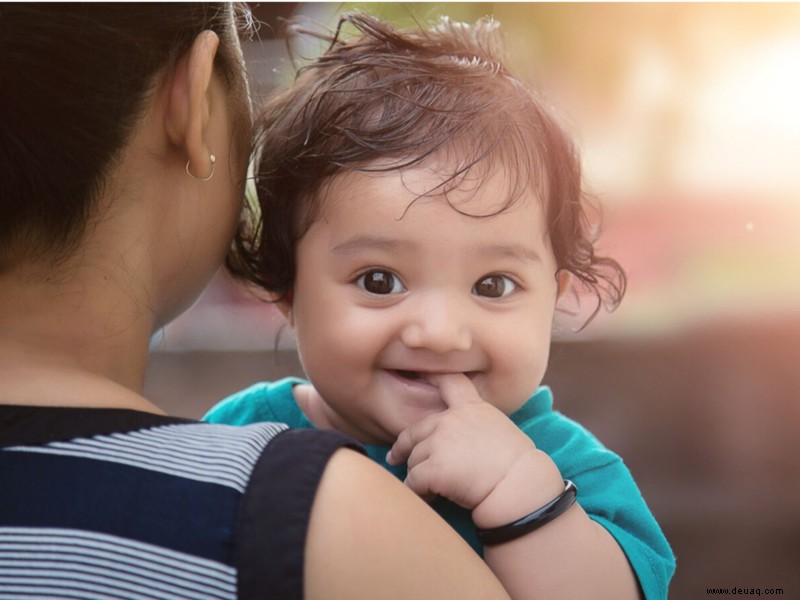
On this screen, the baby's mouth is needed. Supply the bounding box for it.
[391,369,479,384]
[393,369,429,383]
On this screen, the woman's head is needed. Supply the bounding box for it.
[0,3,253,270]
[232,11,625,321]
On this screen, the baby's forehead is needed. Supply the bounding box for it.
[320,156,547,219]
[328,149,546,200]
[312,164,554,260]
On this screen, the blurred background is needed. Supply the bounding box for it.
[144,3,800,597]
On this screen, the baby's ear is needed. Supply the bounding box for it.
[273,289,293,326]
[556,270,573,299]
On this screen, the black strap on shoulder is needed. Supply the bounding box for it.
[0,405,192,448]
[236,428,363,600]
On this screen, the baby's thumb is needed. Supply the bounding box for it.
[292,383,335,430]
[292,383,316,413]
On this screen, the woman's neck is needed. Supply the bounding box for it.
[0,260,163,414]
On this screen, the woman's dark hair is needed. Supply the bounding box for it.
[232,11,625,321]
[0,2,253,269]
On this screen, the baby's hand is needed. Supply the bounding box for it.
[387,374,560,523]
[293,383,336,430]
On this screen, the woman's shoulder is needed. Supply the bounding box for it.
[1,404,357,599]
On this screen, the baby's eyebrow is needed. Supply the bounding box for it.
[331,235,415,256]
[473,242,542,264]
[331,236,541,264]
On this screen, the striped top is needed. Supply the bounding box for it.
[0,406,357,599]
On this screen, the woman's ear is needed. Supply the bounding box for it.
[164,30,219,176]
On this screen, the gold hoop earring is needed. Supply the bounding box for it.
[186,154,216,181]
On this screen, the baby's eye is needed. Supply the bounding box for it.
[473,275,517,298]
[356,269,407,295]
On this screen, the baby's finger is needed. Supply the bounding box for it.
[428,372,484,409]
[292,383,315,414]
[386,414,438,466]
[403,458,440,504]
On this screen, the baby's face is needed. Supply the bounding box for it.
[287,166,563,445]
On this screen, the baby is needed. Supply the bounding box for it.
[206,12,674,599]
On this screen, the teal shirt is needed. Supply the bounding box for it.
[204,377,675,600]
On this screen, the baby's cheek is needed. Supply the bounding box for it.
[488,361,542,413]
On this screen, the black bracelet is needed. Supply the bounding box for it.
[476,480,578,546]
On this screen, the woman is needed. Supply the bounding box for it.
[0,5,507,598]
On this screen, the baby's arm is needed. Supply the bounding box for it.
[388,374,641,600]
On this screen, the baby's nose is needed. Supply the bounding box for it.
[399,297,472,353]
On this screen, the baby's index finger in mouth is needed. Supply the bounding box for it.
[428,372,485,406]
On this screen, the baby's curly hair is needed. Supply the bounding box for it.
[229,11,625,323]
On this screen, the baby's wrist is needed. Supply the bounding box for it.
[471,449,564,530]
[477,480,578,545]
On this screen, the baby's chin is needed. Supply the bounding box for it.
[388,408,447,441]
[337,416,402,447]
[352,411,441,447]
